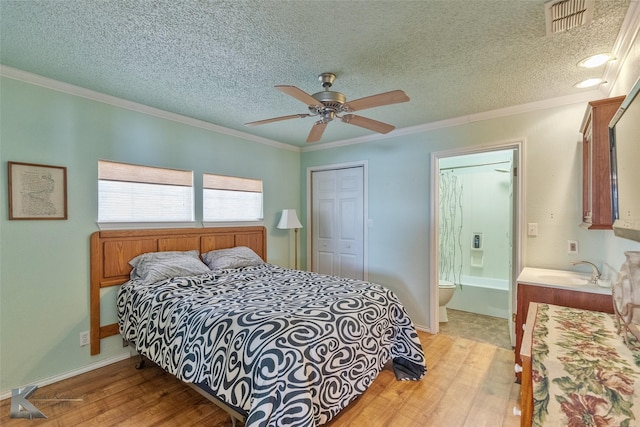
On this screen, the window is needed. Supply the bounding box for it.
[203,174,263,222]
[98,160,193,223]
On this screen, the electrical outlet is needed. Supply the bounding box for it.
[80,331,90,347]
[568,240,579,254]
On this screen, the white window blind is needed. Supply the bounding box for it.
[98,160,194,222]
[203,174,263,222]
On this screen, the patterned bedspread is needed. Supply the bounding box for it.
[117,263,426,426]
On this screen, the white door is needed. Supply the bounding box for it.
[311,167,364,280]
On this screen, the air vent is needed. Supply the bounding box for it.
[545,0,595,35]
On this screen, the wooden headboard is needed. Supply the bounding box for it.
[90,226,267,355]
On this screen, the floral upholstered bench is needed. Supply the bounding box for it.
[520,302,640,427]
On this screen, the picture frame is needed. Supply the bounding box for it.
[8,161,68,220]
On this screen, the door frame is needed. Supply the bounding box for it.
[307,161,369,280]
[429,139,525,339]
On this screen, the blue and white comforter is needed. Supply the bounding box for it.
[117,263,426,426]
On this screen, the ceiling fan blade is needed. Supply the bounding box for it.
[346,90,409,112]
[275,85,322,107]
[306,121,327,143]
[245,113,311,127]
[341,114,395,134]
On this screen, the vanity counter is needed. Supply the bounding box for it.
[517,267,612,295]
[514,268,614,382]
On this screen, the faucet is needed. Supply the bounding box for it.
[571,261,601,284]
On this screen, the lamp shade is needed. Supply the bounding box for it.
[277,209,302,229]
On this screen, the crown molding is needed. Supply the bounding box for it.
[0,60,622,155]
[304,4,640,153]
[0,65,300,153]
[301,90,602,152]
[602,0,640,94]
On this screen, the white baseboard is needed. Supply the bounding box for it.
[415,324,433,334]
[0,352,132,401]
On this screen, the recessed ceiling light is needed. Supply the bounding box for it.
[577,53,616,68]
[574,78,606,89]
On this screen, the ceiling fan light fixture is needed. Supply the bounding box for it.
[247,72,409,143]
[320,110,335,122]
[577,53,615,68]
[573,77,606,89]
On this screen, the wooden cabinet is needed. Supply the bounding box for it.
[580,96,624,229]
[514,283,613,381]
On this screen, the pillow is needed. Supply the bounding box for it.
[129,250,210,283]
[202,246,264,270]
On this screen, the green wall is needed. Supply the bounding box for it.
[300,103,640,328]
[3,69,640,396]
[0,76,301,393]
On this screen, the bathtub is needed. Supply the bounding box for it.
[446,275,510,319]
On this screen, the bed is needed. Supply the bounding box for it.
[90,226,426,426]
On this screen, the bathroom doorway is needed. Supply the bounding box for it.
[430,141,523,346]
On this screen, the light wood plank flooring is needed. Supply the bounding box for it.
[0,332,522,426]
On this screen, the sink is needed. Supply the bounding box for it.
[536,274,591,286]
[596,279,612,288]
[517,267,613,295]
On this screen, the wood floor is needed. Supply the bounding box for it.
[0,331,522,426]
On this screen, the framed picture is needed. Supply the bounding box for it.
[8,161,68,220]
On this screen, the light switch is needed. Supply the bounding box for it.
[527,223,538,236]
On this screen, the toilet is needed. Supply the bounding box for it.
[438,280,456,322]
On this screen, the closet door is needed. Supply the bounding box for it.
[311,167,364,280]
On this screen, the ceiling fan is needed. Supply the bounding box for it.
[245,73,410,143]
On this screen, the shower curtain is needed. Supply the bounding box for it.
[439,170,463,285]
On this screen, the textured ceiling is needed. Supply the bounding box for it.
[0,0,632,147]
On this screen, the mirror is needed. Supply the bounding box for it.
[610,77,640,242]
